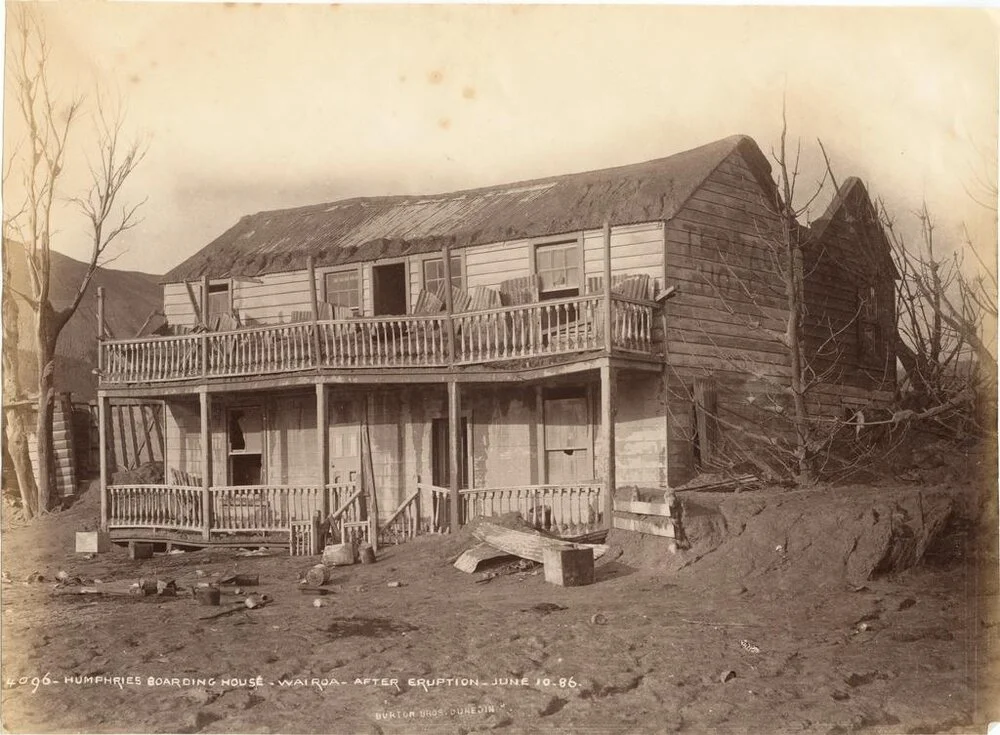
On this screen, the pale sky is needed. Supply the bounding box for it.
[3,3,998,277]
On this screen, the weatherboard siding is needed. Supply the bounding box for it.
[161,220,666,329]
[662,148,792,484]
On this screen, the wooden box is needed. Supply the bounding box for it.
[129,541,154,560]
[543,547,594,587]
[76,532,111,554]
[322,543,355,566]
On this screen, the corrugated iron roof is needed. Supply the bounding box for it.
[165,134,770,282]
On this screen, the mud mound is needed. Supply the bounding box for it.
[609,484,966,590]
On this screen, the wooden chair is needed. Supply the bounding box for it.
[468,286,502,312]
[499,275,540,306]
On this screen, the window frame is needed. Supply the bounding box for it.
[420,252,465,296]
[320,266,363,317]
[531,234,584,299]
[856,282,881,363]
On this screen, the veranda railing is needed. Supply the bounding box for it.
[99,295,657,384]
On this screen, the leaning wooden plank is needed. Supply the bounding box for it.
[471,522,608,564]
[612,515,676,538]
[454,543,516,574]
[614,500,674,517]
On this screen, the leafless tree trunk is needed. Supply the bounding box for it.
[2,250,39,517]
[3,9,146,514]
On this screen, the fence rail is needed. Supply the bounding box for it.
[105,481,604,543]
[417,481,604,538]
[107,484,203,531]
[99,295,658,384]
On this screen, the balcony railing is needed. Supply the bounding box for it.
[99,294,658,385]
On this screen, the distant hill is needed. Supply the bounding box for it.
[4,242,162,401]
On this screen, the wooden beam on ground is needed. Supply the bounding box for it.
[612,514,676,538]
[470,521,609,564]
[614,500,674,517]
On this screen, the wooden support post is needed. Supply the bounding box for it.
[308,256,321,368]
[534,385,545,485]
[316,382,329,519]
[601,362,616,530]
[96,286,105,376]
[201,275,210,377]
[603,221,613,354]
[200,389,212,541]
[442,244,456,364]
[98,393,109,531]
[448,380,461,532]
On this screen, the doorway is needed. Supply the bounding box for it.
[431,417,470,489]
[543,389,592,483]
[228,406,263,485]
[372,263,408,316]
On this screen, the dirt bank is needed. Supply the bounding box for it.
[1,480,996,734]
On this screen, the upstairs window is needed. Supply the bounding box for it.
[324,269,361,315]
[206,282,231,323]
[423,255,463,295]
[857,283,881,361]
[534,240,581,298]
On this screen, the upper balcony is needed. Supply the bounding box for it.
[98,292,662,387]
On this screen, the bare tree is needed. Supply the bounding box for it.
[882,201,996,436]
[3,9,146,516]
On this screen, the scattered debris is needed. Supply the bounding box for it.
[156,580,177,596]
[521,603,567,615]
[194,587,221,606]
[75,531,111,554]
[56,570,70,581]
[313,598,326,608]
[739,639,761,654]
[306,564,332,587]
[195,569,206,577]
[235,548,271,557]
[358,544,376,564]
[219,574,259,587]
[387,581,403,588]
[322,543,355,566]
[167,549,185,555]
[244,594,271,609]
[25,572,45,583]
[299,586,334,595]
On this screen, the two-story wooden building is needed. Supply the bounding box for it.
[95,134,896,550]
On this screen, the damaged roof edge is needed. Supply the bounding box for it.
[163,134,777,284]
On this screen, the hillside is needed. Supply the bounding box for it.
[3,242,162,401]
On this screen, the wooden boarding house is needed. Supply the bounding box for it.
[95,135,896,550]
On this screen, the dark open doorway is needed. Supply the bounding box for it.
[431,417,469,489]
[372,262,408,316]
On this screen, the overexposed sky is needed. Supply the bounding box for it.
[3,3,998,276]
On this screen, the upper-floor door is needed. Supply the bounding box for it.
[372,263,407,316]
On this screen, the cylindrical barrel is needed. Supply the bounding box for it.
[306,563,330,587]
